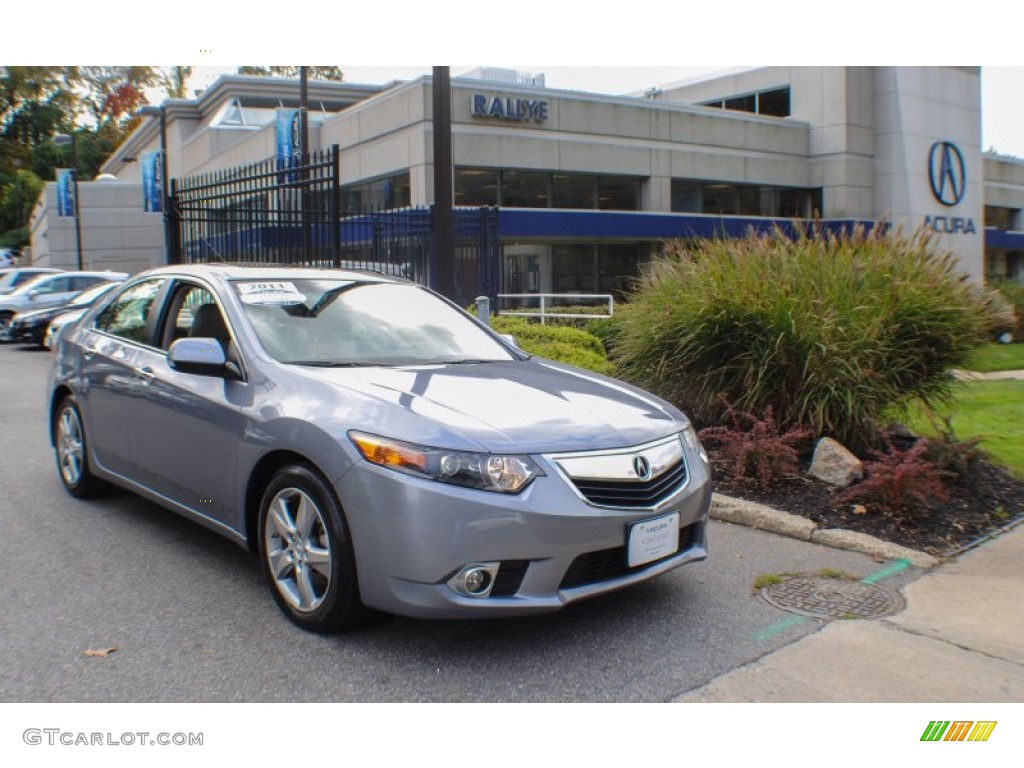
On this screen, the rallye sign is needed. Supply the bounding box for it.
[471,94,548,123]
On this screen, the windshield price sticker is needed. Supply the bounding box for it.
[238,281,307,306]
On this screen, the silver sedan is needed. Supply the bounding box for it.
[48,265,711,632]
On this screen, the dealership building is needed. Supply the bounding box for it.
[29,66,1024,291]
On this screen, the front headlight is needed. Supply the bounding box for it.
[348,431,543,494]
[681,424,709,463]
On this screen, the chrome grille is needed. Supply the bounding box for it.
[548,435,689,509]
[570,459,687,508]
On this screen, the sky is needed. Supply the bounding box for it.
[9,3,1024,157]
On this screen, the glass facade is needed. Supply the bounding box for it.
[342,172,411,210]
[985,206,1019,231]
[671,179,822,218]
[456,168,640,210]
[549,244,650,296]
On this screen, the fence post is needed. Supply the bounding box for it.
[476,296,491,326]
[330,145,341,268]
[166,178,181,264]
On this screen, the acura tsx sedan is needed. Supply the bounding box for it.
[48,265,711,633]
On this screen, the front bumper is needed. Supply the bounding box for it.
[336,441,711,619]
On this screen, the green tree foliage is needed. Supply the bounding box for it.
[0,65,163,247]
[237,66,344,82]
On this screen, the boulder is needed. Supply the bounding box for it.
[809,437,863,487]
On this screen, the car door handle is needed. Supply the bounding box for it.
[135,366,156,385]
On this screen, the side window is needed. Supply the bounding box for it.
[94,279,165,344]
[71,275,103,291]
[35,276,72,295]
[161,283,232,352]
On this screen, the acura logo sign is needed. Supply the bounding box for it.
[928,141,966,207]
[633,455,652,481]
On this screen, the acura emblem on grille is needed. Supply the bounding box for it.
[633,455,652,481]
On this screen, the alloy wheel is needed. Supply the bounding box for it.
[262,488,333,613]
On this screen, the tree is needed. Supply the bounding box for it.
[78,66,159,127]
[236,66,344,82]
[159,66,194,99]
[0,169,44,250]
[1,67,79,176]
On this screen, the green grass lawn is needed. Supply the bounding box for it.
[966,343,1024,373]
[904,379,1024,477]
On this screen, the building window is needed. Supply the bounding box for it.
[725,94,756,113]
[598,176,639,210]
[553,174,597,209]
[502,171,550,208]
[552,245,597,292]
[549,244,647,297]
[985,206,1019,231]
[341,172,411,211]
[758,87,790,117]
[671,179,822,218]
[700,86,791,118]
[455,169,499,206]
[455,168,641,210]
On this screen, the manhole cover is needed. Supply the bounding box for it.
[760,576,905,620]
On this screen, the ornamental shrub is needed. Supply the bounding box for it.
[490,315,616,376]
[611,226,1002,447]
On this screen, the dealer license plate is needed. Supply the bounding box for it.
[627,512,681,567]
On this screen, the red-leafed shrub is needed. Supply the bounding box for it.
[838,437,954,515]
[698,403,811,492]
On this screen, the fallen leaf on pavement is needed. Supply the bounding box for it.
[82,647,118,658]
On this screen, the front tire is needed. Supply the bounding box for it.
[258,464,368,633]
[54,396,107,498]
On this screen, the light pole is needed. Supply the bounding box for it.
[53,133,84,270]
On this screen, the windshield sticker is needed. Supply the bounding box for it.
[237,281,307,306]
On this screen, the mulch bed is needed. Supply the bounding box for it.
[714,459,1024,556]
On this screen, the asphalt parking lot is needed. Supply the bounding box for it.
[0,342,923,702]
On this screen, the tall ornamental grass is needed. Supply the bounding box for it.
[612,227,1003,447]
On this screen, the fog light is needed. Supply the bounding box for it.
[448,562,500,598]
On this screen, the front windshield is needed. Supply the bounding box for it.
[232,279,515,366]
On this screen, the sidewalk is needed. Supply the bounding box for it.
[675,520,1024,702]
[953,368,1024,381]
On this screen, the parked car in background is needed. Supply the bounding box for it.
[48,264,711,633]
[0,267,63,295]
[0,271,128,340]
[11,281,122,347]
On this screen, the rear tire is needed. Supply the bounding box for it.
[54,396,107,498]
[258,463,368,633]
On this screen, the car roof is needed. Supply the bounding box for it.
[141,263,407,285]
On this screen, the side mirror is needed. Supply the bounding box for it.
[168,337,240,380]
[28,289,39,300]
[499,333,519,349]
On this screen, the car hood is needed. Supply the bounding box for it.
[13,305,66,323]
[296,358,687,454]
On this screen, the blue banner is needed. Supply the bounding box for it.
[276,108,303,182]
[56,168,76,218]
[141,150,164,214]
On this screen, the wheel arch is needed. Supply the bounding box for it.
[243,449,332,552]
[49,385,74,446]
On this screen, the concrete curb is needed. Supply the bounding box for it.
[710,493,941,569]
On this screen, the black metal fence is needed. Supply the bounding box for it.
[167,144,500,306]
